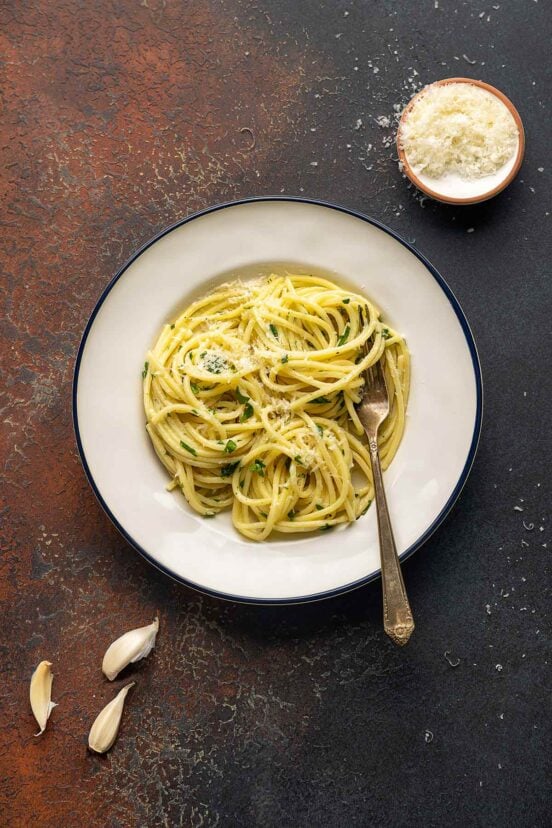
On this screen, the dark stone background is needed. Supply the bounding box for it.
[1,1,550,826]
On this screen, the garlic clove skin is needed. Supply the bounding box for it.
[30,660,57,736]
[102,617,159,681]
[88,682,135,754]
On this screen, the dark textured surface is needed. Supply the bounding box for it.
[1,1,550,826]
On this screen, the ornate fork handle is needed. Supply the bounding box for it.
[368,436,415,646]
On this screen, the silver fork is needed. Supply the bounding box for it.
[356,348,415,646]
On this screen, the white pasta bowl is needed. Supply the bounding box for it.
[73,197,482,604]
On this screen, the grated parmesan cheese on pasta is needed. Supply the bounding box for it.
[400,82,518,180]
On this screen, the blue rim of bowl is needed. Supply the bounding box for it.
[73,196,483,605]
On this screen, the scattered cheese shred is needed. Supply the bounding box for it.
[400,82,518,179]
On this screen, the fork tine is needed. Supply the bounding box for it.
[372,353,388,391]
[364,363,376,389]
[361,336,379,388]
[359,335,390,407]
[361,333,372,367]
[361,349,373,388]
[360,336,373,388]
[377,360,391,404]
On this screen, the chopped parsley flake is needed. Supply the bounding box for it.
[316,424,324,437]
[250,459,265,476]
[236,388,250,404]
[281,354,289,364]
[240,402,254,422]
[269,323,279,339]
[287,509,296,520]
[294,455,304,465]
[170,324,175,329]
[313,396,331,404]
[224,439,237,453]
[180,441,197,457]
[221,461,240,478]
[190,382,200,394]
[320,523,334,532]
[142,361,149,378]
[315,504,324,511]
[337,325,350,346]
[382,327,391,340]
[342,297,350,304]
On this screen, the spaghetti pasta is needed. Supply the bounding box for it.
[143,274,409,541]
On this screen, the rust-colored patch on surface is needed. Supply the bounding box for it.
[0,1,324,824]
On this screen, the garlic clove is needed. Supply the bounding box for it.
[102,617,159,681]
[30,660,57,736]
[88,682,135,754]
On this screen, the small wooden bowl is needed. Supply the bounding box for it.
[397,77,525,205]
